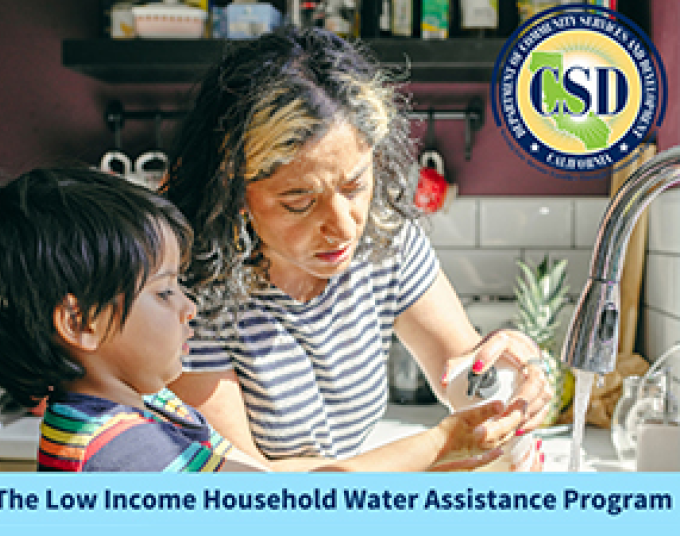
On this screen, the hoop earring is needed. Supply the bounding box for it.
[233,213,244,252]
[233,212,254,256]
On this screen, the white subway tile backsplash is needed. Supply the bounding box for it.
[479,198,572,247]
[643,307,680,367]
[421,191,680,379]
[643,189,680,379]
[644,253,680,317]
[437,249,519,297]
[574,198,608,248]
[523,249,593,298]
[428,197,601,302]
[424,198,477,247]
[642,308,680,406]
[648,188,680,254]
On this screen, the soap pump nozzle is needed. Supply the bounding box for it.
[466,365,500,399]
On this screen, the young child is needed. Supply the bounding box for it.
[0,167,509,472]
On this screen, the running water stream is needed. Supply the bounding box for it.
[568,369,596,472]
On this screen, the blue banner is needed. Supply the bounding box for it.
[0,473,678,535]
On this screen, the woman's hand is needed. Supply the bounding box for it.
[428,399,515,472]
[442,329,554,436]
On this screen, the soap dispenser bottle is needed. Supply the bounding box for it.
[442,356,537,472]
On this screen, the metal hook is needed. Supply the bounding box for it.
[425,107,437,151]
[464,96,485,161]
[104,100,124,149]
[409,97,485,162]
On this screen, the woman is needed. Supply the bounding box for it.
[163,25,551,471]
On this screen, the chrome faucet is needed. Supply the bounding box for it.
[561,146,680,376]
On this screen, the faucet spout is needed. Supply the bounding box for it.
[562,146,680,375]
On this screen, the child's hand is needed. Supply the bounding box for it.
[428,399,510,472]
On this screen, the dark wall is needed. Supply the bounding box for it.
[650,0,680,154]
[0,1,191,182]
[0,1,675,195]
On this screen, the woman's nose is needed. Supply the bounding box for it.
[320,194,356,242]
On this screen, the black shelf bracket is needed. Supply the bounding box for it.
[104,100,188,132]
[409,96,485,160]
[105,96,485,160]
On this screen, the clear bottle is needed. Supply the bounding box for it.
[611,374,666,465]
[379,0,392,37]
[391,0,412,37]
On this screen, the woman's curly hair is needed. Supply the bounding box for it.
[163,25,420,329]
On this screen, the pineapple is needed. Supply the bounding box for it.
[514,255,572,427]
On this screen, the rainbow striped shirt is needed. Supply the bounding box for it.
[38,388,233,472]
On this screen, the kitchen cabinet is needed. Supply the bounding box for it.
[61,37,505,84]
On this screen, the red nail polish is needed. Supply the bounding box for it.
[515,429,526,436]
[536,439,542,450]
[540,453,545,463]
[472,360,484,373]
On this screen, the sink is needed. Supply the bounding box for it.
[363,403,628,472]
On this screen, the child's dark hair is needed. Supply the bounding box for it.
[0,167,193,407]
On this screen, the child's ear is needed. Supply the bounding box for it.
[53,294,103,352]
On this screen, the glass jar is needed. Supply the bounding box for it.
[635,366,680,471]
[611,374,666,464]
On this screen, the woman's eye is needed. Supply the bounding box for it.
[282,198,315,213]
[157,290,175,301]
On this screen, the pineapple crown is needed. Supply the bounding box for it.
[514,255,569,348]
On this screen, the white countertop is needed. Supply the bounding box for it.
[0,404,630,472]
[0,414,41,460]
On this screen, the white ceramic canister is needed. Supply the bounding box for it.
[441,355,537,472]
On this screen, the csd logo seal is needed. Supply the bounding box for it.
[491,4,666,180]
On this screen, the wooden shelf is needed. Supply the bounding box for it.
[62,38,505,84]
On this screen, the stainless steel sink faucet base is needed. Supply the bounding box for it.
[562,146,680,376]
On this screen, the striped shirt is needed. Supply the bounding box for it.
[183,221,439,460]
[38,388,233,472]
